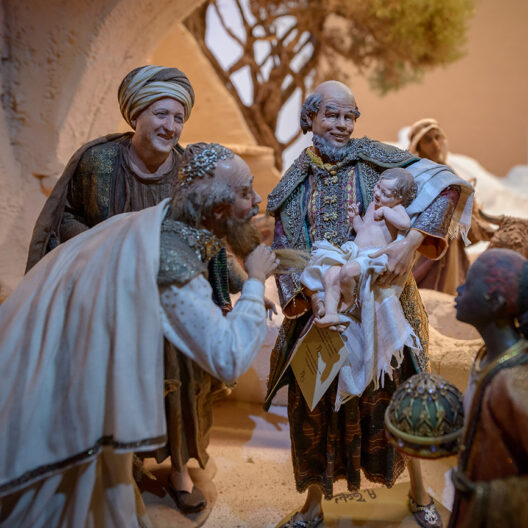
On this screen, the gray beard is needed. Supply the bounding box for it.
[312,134,354,163]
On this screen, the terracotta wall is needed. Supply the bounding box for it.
[347,0,528,177]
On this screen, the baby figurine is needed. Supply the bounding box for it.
[300,167,420,408]
[303,167,417,327]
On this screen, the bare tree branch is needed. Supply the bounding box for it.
[185,0,475,170]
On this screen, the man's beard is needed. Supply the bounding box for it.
[224,210,262,260]
[313,134,353,163]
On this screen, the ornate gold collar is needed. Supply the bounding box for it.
[306,147,350,175]
[471,338,528,383]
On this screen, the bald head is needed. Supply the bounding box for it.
[300,80,360,158]
[313,80,356,104]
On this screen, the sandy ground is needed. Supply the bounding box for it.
[200,400,454,528]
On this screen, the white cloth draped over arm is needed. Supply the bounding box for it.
[160,276,267,383]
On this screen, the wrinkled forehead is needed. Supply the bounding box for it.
[216,155,253,190]
[319,94,357,114]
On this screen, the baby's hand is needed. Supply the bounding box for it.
[374,207,385,220]
[347,202,360,219]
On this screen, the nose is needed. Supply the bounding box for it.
[253,190,262,206]
[165,116,177,133]
[336,115,347,130]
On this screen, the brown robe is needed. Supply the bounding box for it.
[412,189,493,296]
[449,342,528,527]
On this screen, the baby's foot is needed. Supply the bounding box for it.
[314,313,349,328]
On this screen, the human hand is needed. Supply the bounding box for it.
[374,207,385,221]
[245,244,279,282]
[369,230,424,286]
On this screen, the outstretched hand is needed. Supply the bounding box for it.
[245,244,279,282]
[369,230,424,286]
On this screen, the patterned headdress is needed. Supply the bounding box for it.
[179,143,235,185]
[118,65,195,127]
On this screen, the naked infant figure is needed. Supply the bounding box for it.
[304,167,418,328]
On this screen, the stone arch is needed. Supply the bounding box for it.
[0,0,202,293]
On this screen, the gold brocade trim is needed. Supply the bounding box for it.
[307,147,348,174]
[399,274,430,371]
[471,339,528,385]
[460,339,528,456]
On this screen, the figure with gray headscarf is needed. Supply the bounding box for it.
[23,66,238,513]
[0,143,274,527]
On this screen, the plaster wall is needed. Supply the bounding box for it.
[0,0,202,294]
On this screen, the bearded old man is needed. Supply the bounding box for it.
[25,65,242,512]
[0,143,276,527]
[265,82,473,528]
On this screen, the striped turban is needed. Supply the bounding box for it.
[118,65,195,128]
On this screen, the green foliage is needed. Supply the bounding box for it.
[323,0,475,93]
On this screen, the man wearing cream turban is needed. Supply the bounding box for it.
[408,118,493,294]
[25,66,226,515]
[27,65,195,268]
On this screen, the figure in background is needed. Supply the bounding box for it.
[408,118,492,295]
[25,65,239,513]
[26,64,194,269]
[0,143,277,528]
[450,248,528,527]
[266,81,474,528]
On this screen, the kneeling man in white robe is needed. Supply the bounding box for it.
[0,143,277,528]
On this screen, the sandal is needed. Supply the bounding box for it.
[278,511,324,528]
[167,481,207,514]
[408,494,442,528]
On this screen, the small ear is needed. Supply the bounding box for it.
[489,292,506,315]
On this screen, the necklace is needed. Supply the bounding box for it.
[470,339,528,382]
